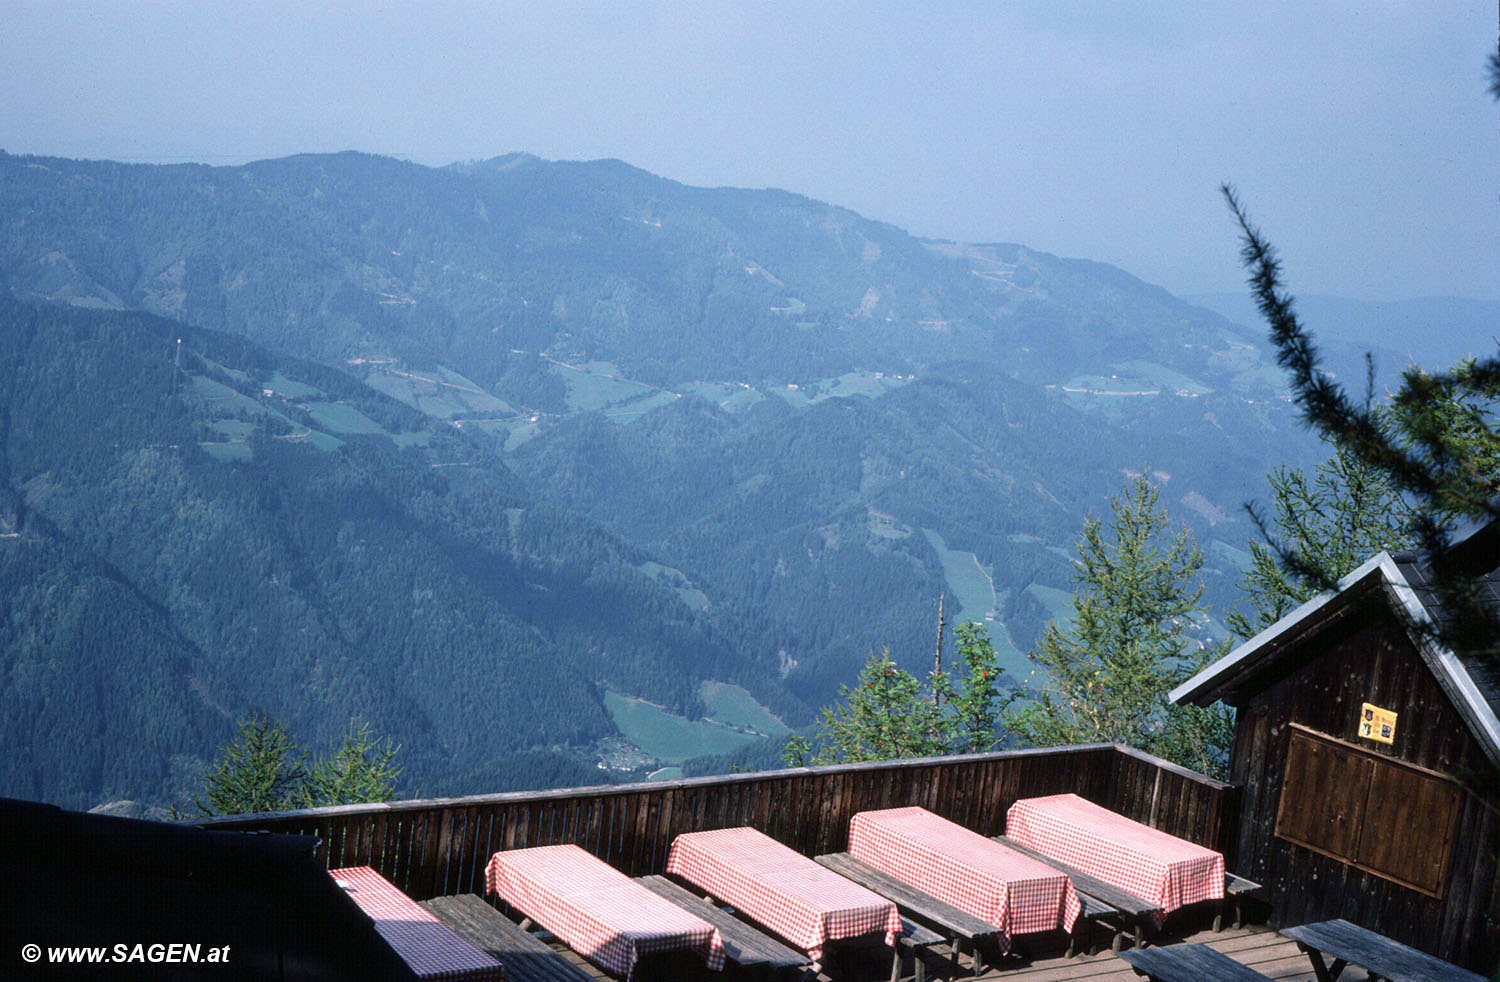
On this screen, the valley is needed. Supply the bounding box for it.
[3,149,1484,811]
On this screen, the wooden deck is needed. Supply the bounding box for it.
[507,919,1327,981]
[977,926,1323,981]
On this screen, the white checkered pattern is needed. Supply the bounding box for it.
[330,866,505,981]
[1004,793,1224,923]
[666,827,902,962]
[848,806,1081,955]
[484,845,725,981]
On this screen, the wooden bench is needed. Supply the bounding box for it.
[994,835,1161,952]
[418,894,596,982]
[633,874,814,981]
[1116,943,1275,982]
[638,873,941,982]
[814,851,1001,975]
[1217,872,1263,932]
[1279,918,1487,982]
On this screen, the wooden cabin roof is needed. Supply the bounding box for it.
[1170,524,1500,771]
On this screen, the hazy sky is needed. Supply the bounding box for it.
[4,2,1495,301]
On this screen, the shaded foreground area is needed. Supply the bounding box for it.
[502,918,1313,981]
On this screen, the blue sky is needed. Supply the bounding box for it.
[3,1,1495,301]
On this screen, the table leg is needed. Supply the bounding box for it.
[1295,941,1341,982]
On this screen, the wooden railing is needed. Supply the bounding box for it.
[196,743,1237,901]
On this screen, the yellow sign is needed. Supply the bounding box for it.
[1359,703,1398,744]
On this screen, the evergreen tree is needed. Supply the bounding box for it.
[184,715,403,816]
[301,720,402,807]
[190,715,306,817]
[782,620,1015,766]
[1230,414,1419,641]
[793,649,948,764]
[1225,185,1500,665]
[1010,473,1228,772]
[948,621,1010,753]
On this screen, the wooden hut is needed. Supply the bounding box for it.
[1171,523,1500,973]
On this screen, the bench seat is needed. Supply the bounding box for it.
[994,835,1161,952]
[418,894,596,982]
[633,874,813,980]
[814,851,1001,975]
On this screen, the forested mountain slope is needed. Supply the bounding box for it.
[0,298,774,810]
[0,151,1331,807]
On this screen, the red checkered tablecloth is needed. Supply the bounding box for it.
[330,866,505,981]
[848,806,1081,955]
[1004,793,1224,921]
[484,845,725,981]
[665,827,902,962]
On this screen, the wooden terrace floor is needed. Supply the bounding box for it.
[534,918,1337,981]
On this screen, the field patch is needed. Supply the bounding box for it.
[603,691,762,765]
[1115,360,1213,396]
[922,528,997,623]
[681,381,766,413]
[299,430,344,452]
[364,365,516,419]
[305,401,388,436]
[265,371,324,400]
[552,360,662,413]
[699,681,789,737]
[604,390,680,425]
[772,371,911,408]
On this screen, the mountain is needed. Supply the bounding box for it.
[1185,292,1500,386]
[0,297,785,810]
[0,150,1344,808]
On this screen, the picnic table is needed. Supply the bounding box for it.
[1279,919,1487,982]
[665,826,901,964]
[849,806,1081,956]
[331,866,506,981]
[484,844,725,981]
[1005,793,1224,927]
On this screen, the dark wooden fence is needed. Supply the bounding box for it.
[196,743,1236,901]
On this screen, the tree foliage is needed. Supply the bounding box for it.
[189,714,307,817]
[1009,472,1233,777]
[1229,413,1420,641]
[783,621,1014,765]
[790,649,947,764]
[186,715,402,816]
[1225,186,1500,664]
[303,720,402,807]
[948,621,1006,754]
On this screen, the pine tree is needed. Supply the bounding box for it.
[948,621,1009,753]
[1230,413,1419,641]
[184,715,403,816]
[781,619,1015,766]
[190,714,306,816]
[301,720,402,807]
[798,649,949,764]
[1010,472,1223,767]
[1225,185,1500,665]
